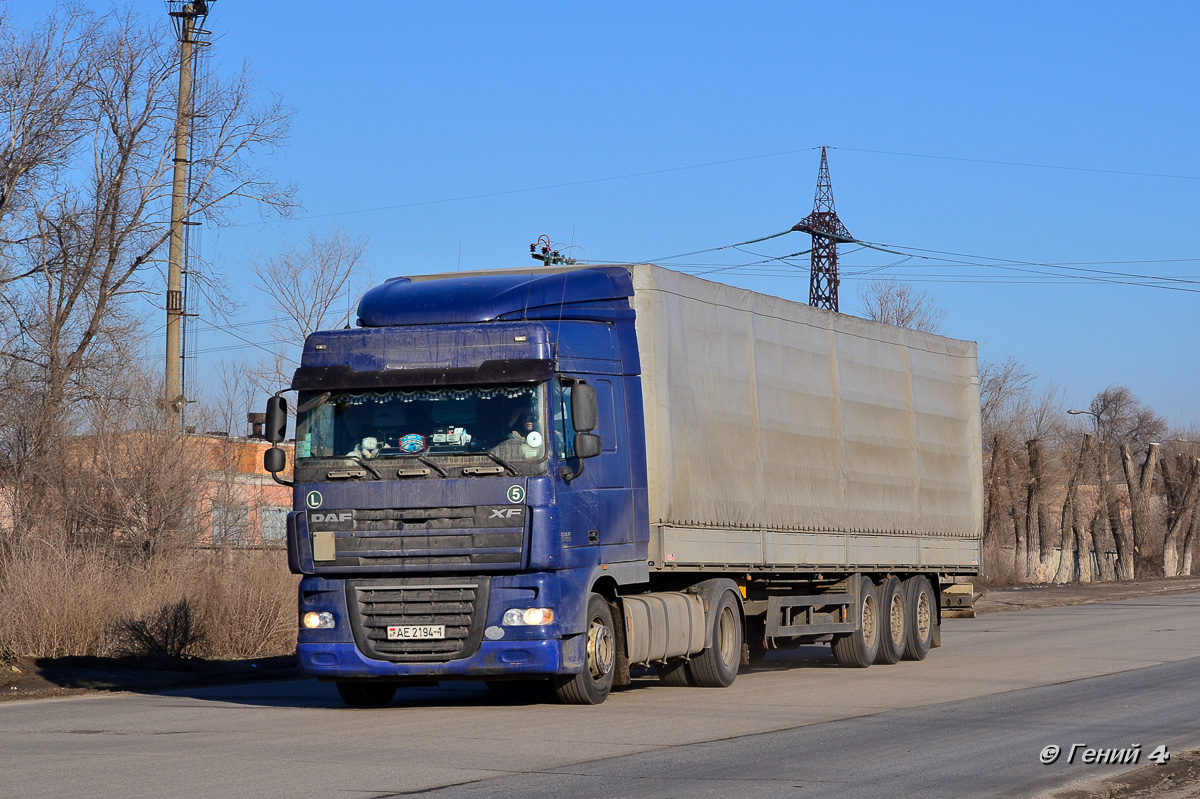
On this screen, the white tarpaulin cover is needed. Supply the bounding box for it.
[630,265,983,554]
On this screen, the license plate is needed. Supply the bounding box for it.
[387,624,445,640]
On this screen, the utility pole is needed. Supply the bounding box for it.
[792,147,854,312]
[165,0,211,428]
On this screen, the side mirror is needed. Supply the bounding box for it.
[263,444,291,486]
[264,446,287,474]
[571,383,597,432]
[265,396,288,443]
[561,432,601,484]
[573,432,601,460]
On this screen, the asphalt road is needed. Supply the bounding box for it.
[4,593,1200,799]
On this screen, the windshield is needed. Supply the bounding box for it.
[295,384,548,464]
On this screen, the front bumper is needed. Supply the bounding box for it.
[297,636,586,680]
[296,569,594,679]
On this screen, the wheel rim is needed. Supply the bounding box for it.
[861,594,877,647]
[717,605,738,668]
[915,590,932,641]
[889,594,905,647]
[587,616,614,681]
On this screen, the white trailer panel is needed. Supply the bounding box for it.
[629,264,982,572]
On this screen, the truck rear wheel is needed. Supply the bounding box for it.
[688,589,742,687]
[902,576,934,660]
[335,681,397,708]
[874,576,905,665]
[552,593,615,705]
[654,659,694,686]
[831,575,879,668]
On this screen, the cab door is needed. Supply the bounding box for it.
[553,376,636,561]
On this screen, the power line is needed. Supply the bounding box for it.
[835,146,1200,182]
[193,314,299,364]
[850,239,1200,292]
[234,148,823,227]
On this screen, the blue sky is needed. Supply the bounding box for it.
[24,2,1200,427]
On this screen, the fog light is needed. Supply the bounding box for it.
[502,607,554,626]
[302,611,335,629]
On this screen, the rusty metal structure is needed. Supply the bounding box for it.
[792,147,854,312]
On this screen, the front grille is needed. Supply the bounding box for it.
[310,506,525,572]
[346,576,490,662]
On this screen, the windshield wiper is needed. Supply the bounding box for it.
[350,456,383,480]
[417,455,448,477]
[484,451,519,476]
[379,453,449,477]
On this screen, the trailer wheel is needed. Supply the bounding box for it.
[902,576,934,661]
[335,681,397,708]
[831,575,880,668]
[552,593,615,705]
[874,576,905,665]
[688,590,742,688]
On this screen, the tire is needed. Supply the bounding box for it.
[335,681,397,708]
[655,659,694,686]
[902,575,934,661]
[689,590,742,688]
[874,576,905,665]
[552,593,616,705]
[830,575,880,668]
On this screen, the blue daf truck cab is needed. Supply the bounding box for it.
[264,264,980,707]
[264,266,662,706]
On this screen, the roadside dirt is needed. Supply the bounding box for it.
[0,653,299,702]
[972,576,1200,615]
[1039,749,1200,799]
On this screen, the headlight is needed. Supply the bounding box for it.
[302,611,335,629]
[502,607,555,626]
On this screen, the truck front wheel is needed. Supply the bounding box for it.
[553,593,616,705]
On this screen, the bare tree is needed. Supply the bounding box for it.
[979,358,1036,582]
[249,228,368,343]
[0,4,293,465]
[858,279,946,333]
[1119,441,1160,579]
[1159,452,1200,577]
[244,227,369,395]
[980,358,1033,433]
[1087,386,1165,580]
[1054,434,1095,583]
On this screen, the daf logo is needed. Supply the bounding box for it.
[310,511,353,523]
[489,508,523,519]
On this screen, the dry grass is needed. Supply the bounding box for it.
[0,543,297,659]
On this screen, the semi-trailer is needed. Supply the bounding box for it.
[263,263,982,706]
